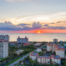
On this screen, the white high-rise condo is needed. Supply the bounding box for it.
[0,35,9,58]
[53,39,58,43]
[0,35,9,42]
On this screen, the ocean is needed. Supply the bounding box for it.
[0,33,66,42]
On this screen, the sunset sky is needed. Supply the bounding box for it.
[0,0,66,33]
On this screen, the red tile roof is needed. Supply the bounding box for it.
[23,43,30,46]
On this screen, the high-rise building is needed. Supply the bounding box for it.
[0,35,9,42]
[53,39,58,43]
[0,35,9,58]
[17,36,28,44]
[0,40,8,58]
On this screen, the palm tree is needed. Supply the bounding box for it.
[48,61,50,64]
[54,62,56,65]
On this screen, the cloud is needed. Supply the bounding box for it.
[43,24,48,26]
[6,0,36,2]
[45,26,66,30]
[0,21,23,31]
[50,23,55,24]
[6,0,28,2]
[4,12,66,25]
[0,21,66,32]
[32,22,42,28]
[50,21,61,24]
[18,23,30,27]
[57,21,61,23]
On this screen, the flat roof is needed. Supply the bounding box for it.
[54,55,60,58]
[44,56,50,58]
[57,45,64,48]
[32,52,38,56]
[38,56,43,58]
[38,56,50,58]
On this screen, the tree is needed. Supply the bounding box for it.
[48,61,50,64]
[29,60,33,64]
[19,61,21,64]
[62,61,66,66]
[55,63,59,66]
[39,52,43,56]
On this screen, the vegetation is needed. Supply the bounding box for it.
[39,51,44,56]
[62,61,66,66]
[25,44,36,49]
[0,44,36,66]
[20,57,60,66]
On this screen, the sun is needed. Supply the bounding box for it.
[37,31,41,33]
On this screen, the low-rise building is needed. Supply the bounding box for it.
[15,50,24,55]
[29,52,61,65]
[23,43,30,46]
[30,52,39,61]
[36,48,42,52]
[47,43,53,52]
[51,55,61,64]
[34,43,41,47]
[10,42,17,45]
[37,56,51,64]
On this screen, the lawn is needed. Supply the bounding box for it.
[0,44,36,66]
[6,56,23,66]
[6,49,35,66]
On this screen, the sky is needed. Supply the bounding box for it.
[0,0,66,33]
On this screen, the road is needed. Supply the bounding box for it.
[9,44,46,66]
[9,51,36,66]
[9,54,30,66]
[9,49,38,66]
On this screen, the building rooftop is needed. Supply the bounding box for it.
[15,50,24,54]
[57,44,64,49]
[38,56,43,58]
[58,45,64,48]
[50,42,55,44]
[23,43,30,46]
[18,36,28,39]
[54,55,60,58]
[30,52,38,56]
[34,43,41,46]
[52,55,61,59]
[44,56,50,58]
[32,52,38,56]
[38,56,50,59]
